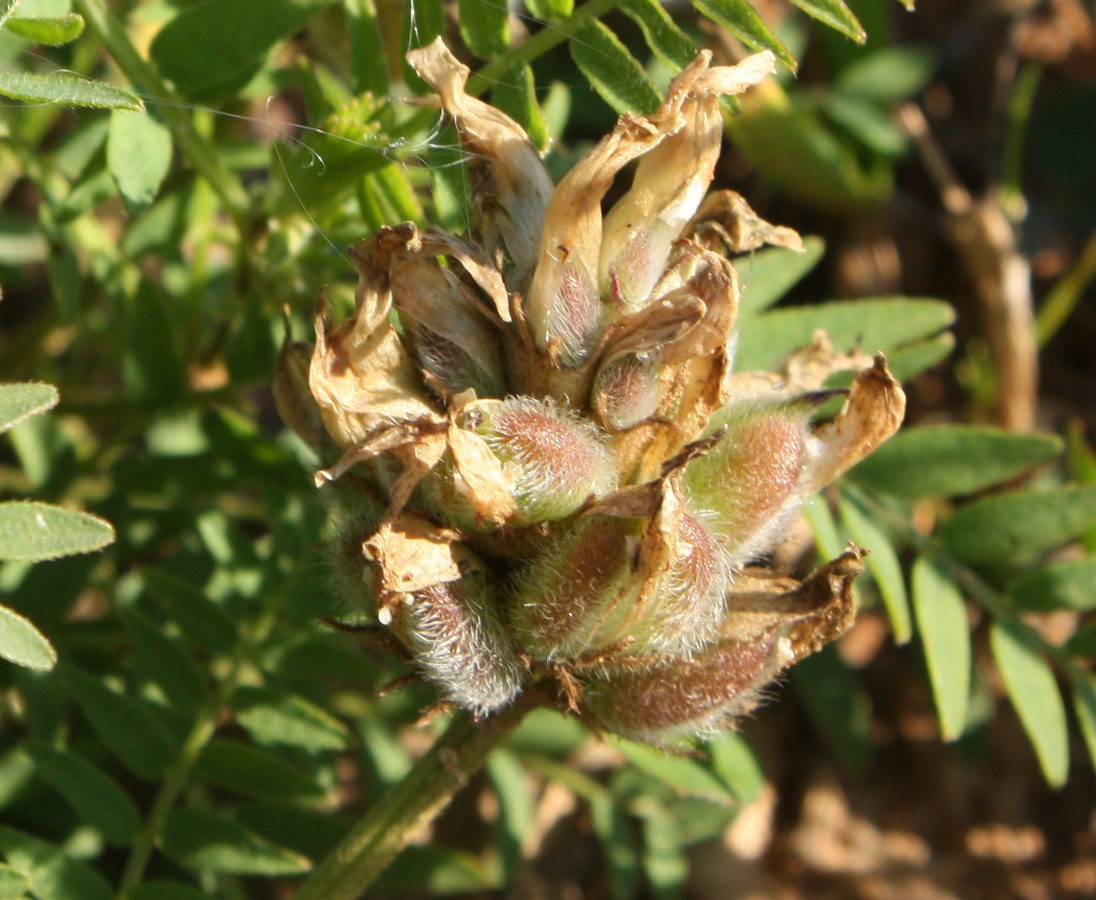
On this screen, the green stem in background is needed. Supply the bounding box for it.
[72,0,252,228]
[295,691,545,900]
[1000,59,1043,224]
[1035,228,1096,347]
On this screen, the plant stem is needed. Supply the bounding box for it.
[295,692,544,900]
[72,0,252,228]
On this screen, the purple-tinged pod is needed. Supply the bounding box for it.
[508,514,640,661]
[391,568,526,716]
[583,635,792,742]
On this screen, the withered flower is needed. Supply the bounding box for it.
[277,39,905,742]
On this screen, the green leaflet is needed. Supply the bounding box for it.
[0,70,140,110]
[690,0,796,70]
[196,739,326,801]
[108,109,173,209]
[990,620,1069,788]
[788,0,865,43]
[0,382,58,434]
[839,494,911,643]
[619,0,698,71]
[1008,559,1096,612]
[492,63,549,152]
[836,45,937,103]
[792,646,872,773]
[0,604,56,671]
[458,0,510,58]
[62,667,178,780]
[485,749,536,880]
[911,555,969,741]
[706,731,764,803]
[735,297,955,372]
[4,13,84,44]
[0,501,114,563]
[569,20,662,116]
[162,808,311,876]
[130,882,211,900]
[938,485,1096,564]
[733,236,825,318]
[607,736,736,805]
[0,825,112,900]
[150,0,335,99]
[119,606,209,713]
[27,743,140,846]
[1071,673,1096,782]
[523,0,572,19]
[232,685,349,751]
[849,426,1062,498]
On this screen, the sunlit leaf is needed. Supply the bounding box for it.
[458,0,509,58]
[789,0,865,43]
[523,0,572,19]
[850,426,1061,498]
[911,555,969,740]
[835,45,936,103]
[0,382,58,435]
[4,13,84,44]
[0,604,55,671]
[485,749,535,880]
[108,109,172,209]
[0,825,111,900]
[569,20,662,115]
[620,0,698,70]
[492,63,549,153]
[0,501,114,563]
[990,620,1069,788]
[1009,559,1096,612]
[706,731,763,803]
[151,0,335,99]
[839,494,911,643]
[691,0,796,70]
[0,71,140,110]
[938,486,1096,564]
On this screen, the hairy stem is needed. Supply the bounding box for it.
[295,691,546,900]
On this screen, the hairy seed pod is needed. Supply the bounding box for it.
[390,569,525,715]
[583,635,792,742]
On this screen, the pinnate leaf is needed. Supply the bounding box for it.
[990,620,1069,787]
[0,382,57,434]
[0,501,114,563]
[911,555,969,740]
[0,71,140,110]
[850,426,1062,498]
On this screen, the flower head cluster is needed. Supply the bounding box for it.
[276,40,905,743]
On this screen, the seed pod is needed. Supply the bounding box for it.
[391,568,525,715]
[583,635,792,742]
[459,398,617,524]
[684,401,811,562]
[509,514,640,661]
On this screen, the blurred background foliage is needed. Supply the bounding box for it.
[0,0,1094,897]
